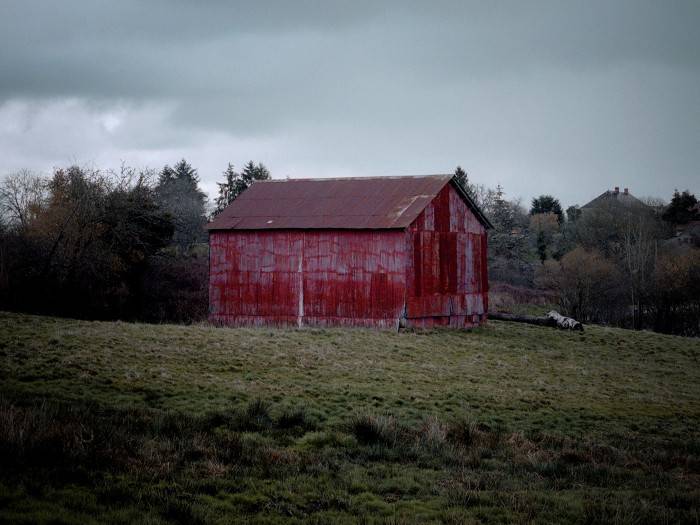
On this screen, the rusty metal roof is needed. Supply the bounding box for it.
[207,175,492,230]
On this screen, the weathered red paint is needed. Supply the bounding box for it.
[209,230,407,328]
[208,177,489,329]
[404,184,488,328]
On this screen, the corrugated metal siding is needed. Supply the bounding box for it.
[209,181,489,330]
[209,230,407,328]
[404,184,488,329]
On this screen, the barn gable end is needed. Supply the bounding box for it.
[404,183,488,329]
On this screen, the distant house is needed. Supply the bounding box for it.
[672,221,700,247]
[668,202,700,248]
[207,175,492,329]
[581,186,648,212]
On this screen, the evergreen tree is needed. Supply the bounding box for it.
[486,184,532,285]
[491,185,514,230]
[530,195,564,223]
[158,165,176,185]
[453,165,476,200]
[241,161,271,189]
[489,185,528,255]
[213,161,270,216]
[214,164,238,215]
[453,165,468,189]
[662,190,698,225]
[155,159,207,250]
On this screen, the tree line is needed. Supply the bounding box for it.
[455,166,700,336]
[1,162,697,335]
[0,160,269,322]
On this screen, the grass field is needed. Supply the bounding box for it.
[1,311,699,524]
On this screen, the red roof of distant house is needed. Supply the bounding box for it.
[207,175,492,230]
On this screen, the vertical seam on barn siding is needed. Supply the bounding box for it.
[298,232,304,328]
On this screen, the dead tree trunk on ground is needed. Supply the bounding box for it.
[490,311,583,331]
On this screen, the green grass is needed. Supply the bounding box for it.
[1,311,699,523]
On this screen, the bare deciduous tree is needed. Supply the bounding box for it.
[0,169,47,229]
[622,217,656,328]
[542,247,626,323]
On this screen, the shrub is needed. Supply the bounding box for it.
[448,418,477,447]
[549,247,626,323]
[350,415,399,446]
[416,416,448,453]
[276,406,313,431]
[240,398,273,431]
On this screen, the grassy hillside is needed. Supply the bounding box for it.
[1,311,698,524]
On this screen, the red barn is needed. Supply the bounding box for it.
[207,175,492,329]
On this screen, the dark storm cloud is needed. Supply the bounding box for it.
[0,1,380,99]
[0,0,698,205]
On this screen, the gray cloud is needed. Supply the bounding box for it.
[1,0,698,207]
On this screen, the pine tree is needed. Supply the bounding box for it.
[155,159,207,250]
[214,164,238,215]
[530,195,564,223]
[453,166,476,200]
[213,161,270,216]
[662,190,698,225]
[241,161,270,187]
[488,185,530,259]
[173,158,200,185]
[158,165,176,185]
[454,165,468,189]
[491,185,514,231]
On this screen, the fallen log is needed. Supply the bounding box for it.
[546,311,584,331]
[490,310,583,331]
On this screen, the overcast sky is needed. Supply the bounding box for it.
[1,1,698,208]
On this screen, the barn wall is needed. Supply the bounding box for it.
[209,230,408,328]
[405,184,489,328]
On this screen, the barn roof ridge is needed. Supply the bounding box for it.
[208,174,492,231]
[254,174,453,182]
